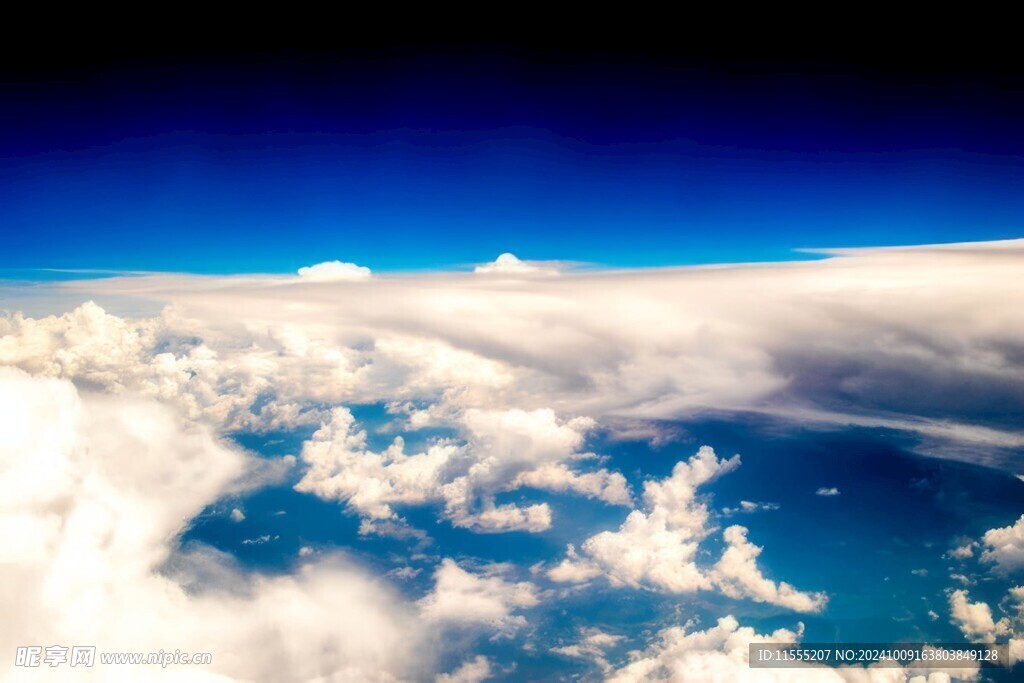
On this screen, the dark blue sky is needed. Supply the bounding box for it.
[3,46,1024,273]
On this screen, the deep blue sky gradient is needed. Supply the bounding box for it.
[3,50,1024,272]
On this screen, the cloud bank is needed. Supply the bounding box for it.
[5,240,1023,470]
[3,240,1024,680]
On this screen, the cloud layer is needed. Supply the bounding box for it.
[5,241,1024,469]
[3,241,1024,680]
[0,368,430,682]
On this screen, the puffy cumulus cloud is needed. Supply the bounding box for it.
[605,616,978,683]
[418,559,539,638]
[548,447,825,612]
[980,515,1024,573]
[0,368,430,682]
[603,616,811,683]
[296,405,622,534]
[606,615,912,683]
[435,655,493,683]
[473,252,556,276]
[547,544,604,584]
[296,259,372,282]
[0,300,522,436]
[550,627,624,672]
[945,585,1024,668]
[550,447,738,593]
[1008,585,1024,619]
[0,302,334,433]
[641,447,740,532]
[575,507,712,593]
[295,407,462,523]
[712,526,828,613]
[947,542,977,560]
[512,463,631,506]
[947,590,1012,642]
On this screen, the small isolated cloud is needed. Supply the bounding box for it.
[722,500,780,515]
[550,627,624,672]
[981,515,1024,573]
[296,260,372,282]
[386,566,422,581]
[230,507,245,522]
[241,534,278,545]
[473,253,554,276]
[815,487,841,497]
[435,655,492,683]
[948,541,977,560]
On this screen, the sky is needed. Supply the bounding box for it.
[2,39,1024,683]
[5,45,1024,273]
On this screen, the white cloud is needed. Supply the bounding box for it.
[512,463,632,506]
[386,566,422,581]
[605,614,979,683]
[296,259,372,282]
[6,239,1024,679]
[711,525,827,613]
[948,590,1012,642]
[547,447,824,612]
[1008,585,1024,618]
[435,655,493,683]
[295,405,620,534]
[473,253,554,276]
[604,615,814,682]
[0,368,431,682]
[8,242,1024,679]
[947,542,977,560]
[950,573,973,586]
[980,515,1024,573]
[816,487,841,497]
[550,447,737,593]
[418,559,538,637]
[295,406,460,522]
[576,507,711,593]
[229,507,245,522]
[551,627,624,672]
[722,500,780,515]
[9,241,1024,471]
[547,544,604,584]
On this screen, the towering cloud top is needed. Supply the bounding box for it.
[297,260,372,282]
